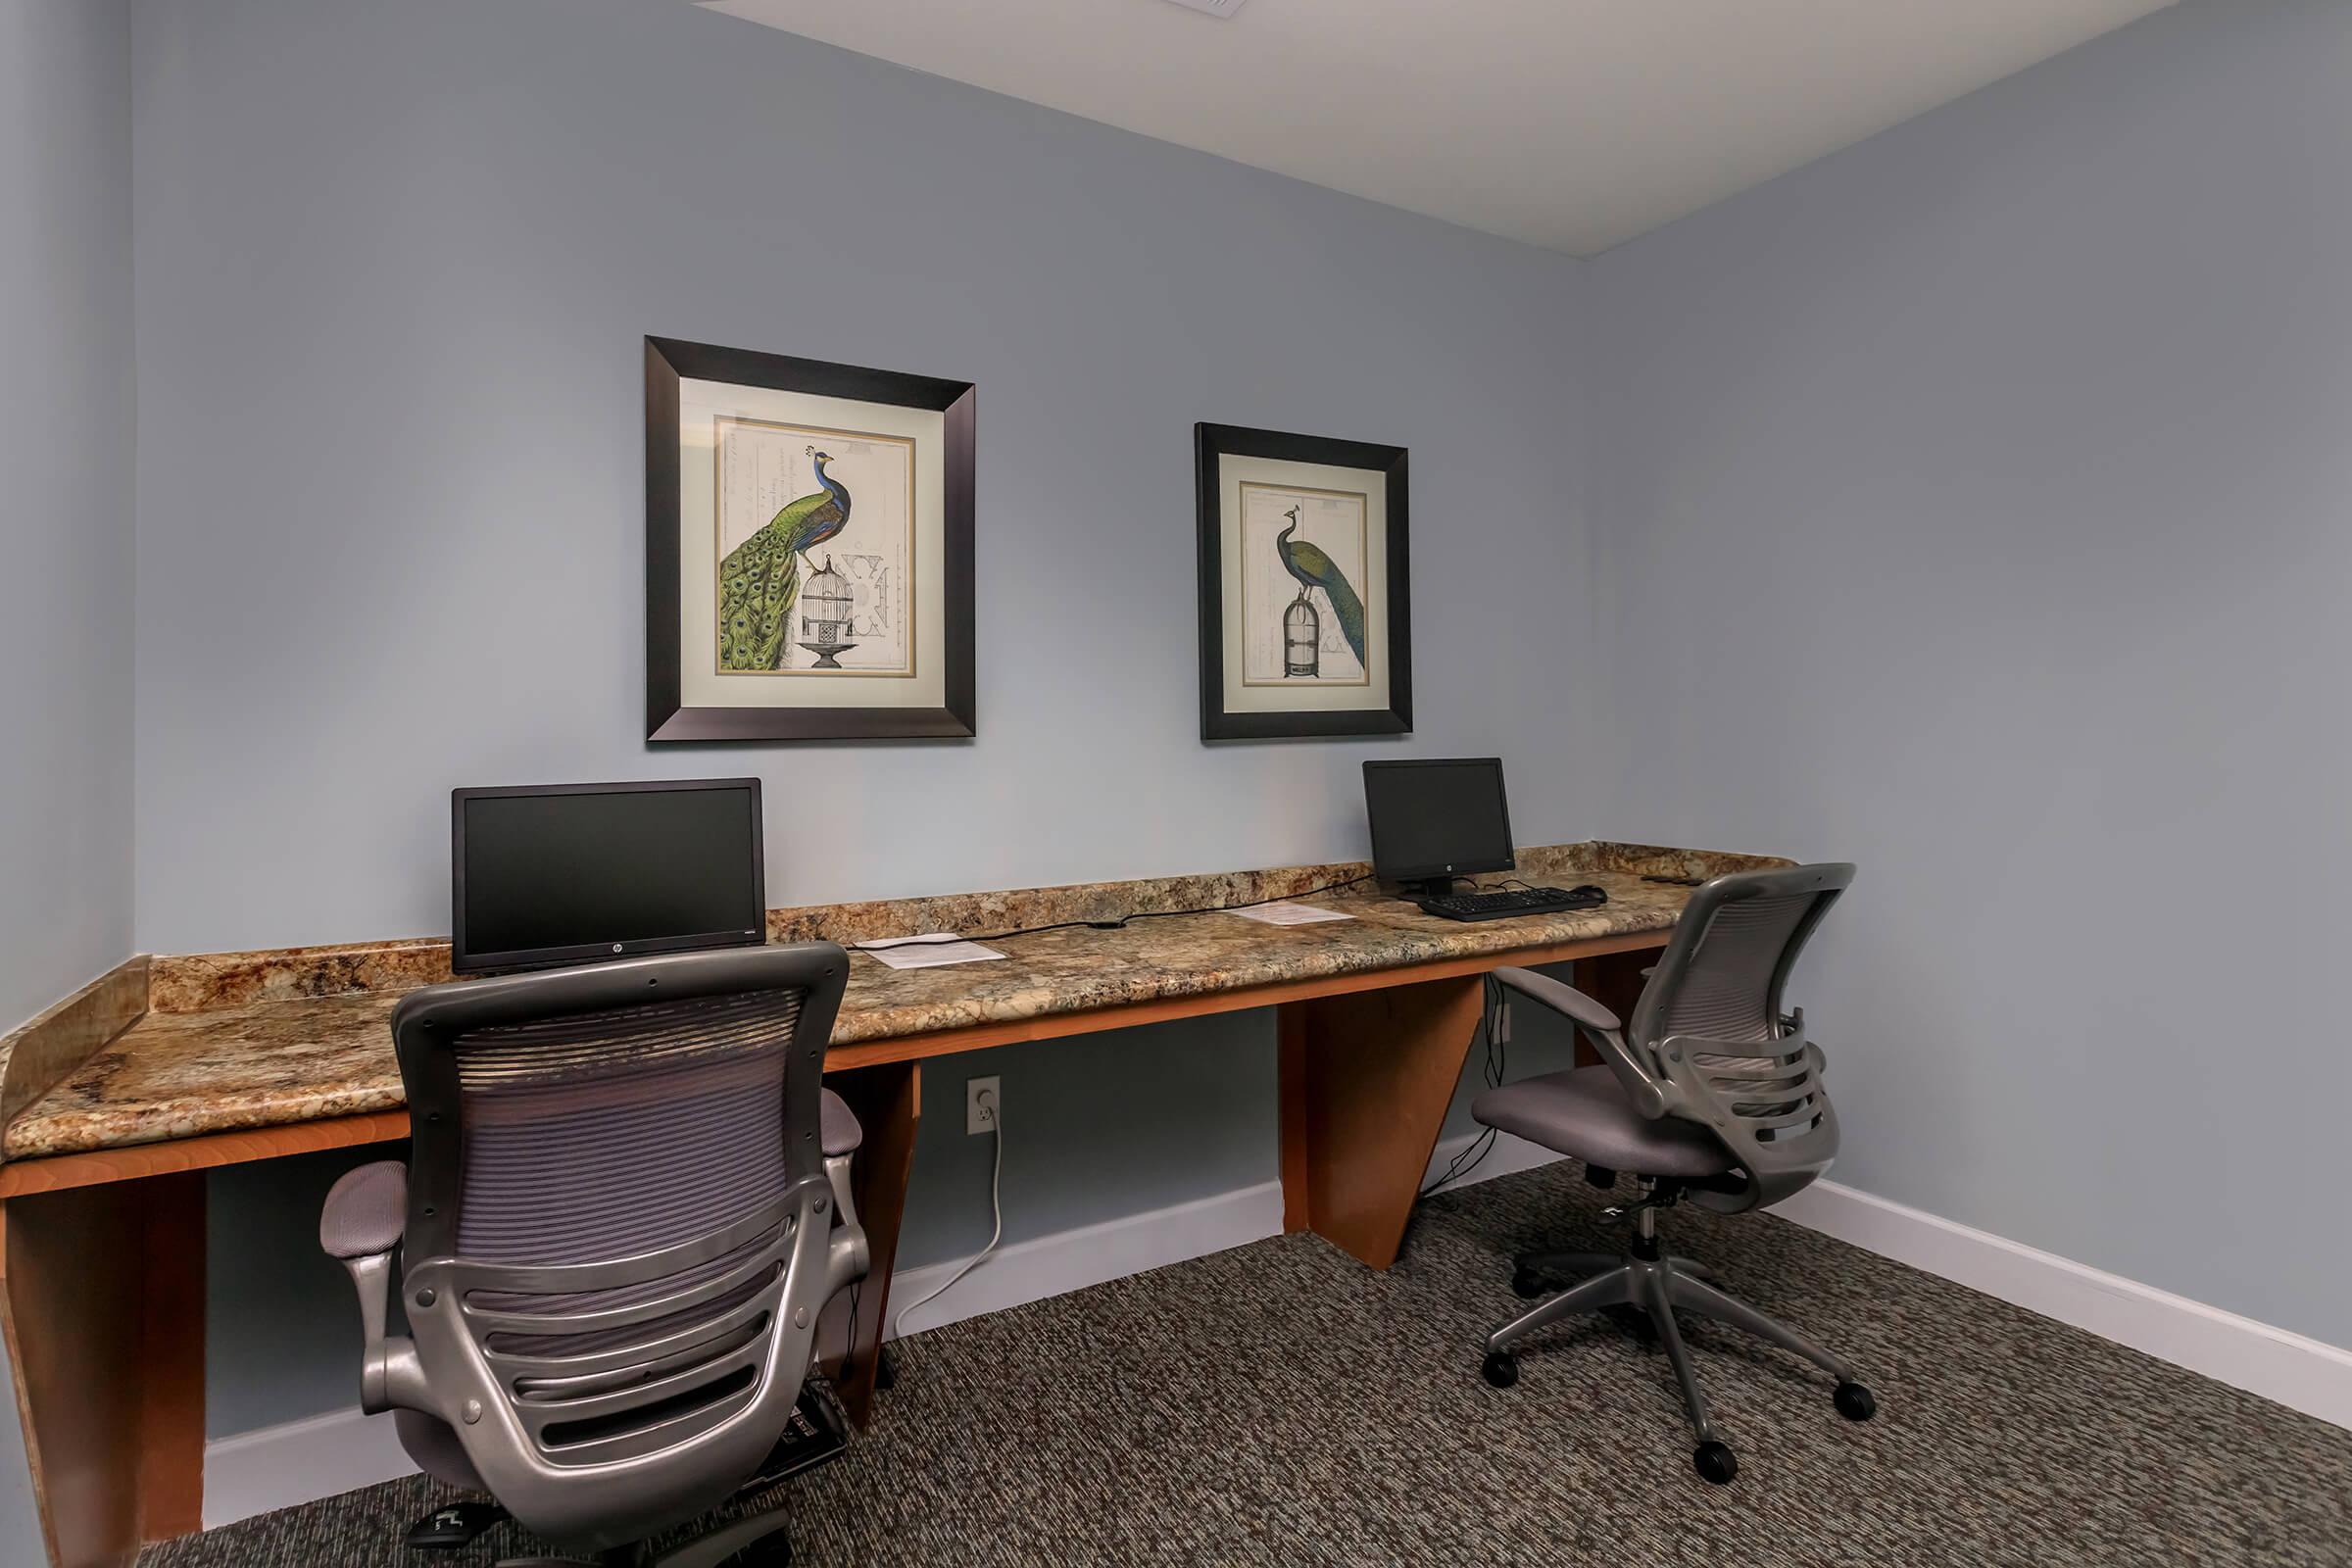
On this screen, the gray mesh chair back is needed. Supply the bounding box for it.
[388,944,854,1552]
[1630,862,1851,1212]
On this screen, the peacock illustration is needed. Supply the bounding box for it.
[718,446,851,670]
[1275,504,1366,669]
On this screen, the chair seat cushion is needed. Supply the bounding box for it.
[820,1087,862,1157]
[1472,1066,1734,1179]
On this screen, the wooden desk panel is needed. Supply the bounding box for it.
[0,1172,205,1568]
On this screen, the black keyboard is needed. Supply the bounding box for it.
[1410,885,1608,922]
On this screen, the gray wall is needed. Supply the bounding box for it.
[1,0,135,1553]
[134,0,1600,1436]
[129,0,1599,952]
[1587,0,2352,1346]
[1,0,136,1053]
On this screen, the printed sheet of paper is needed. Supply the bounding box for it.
[856,936,1009,970]
[1224,902,1354,927]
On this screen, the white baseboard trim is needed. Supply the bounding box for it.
[887,1177,1285,1339]
[885,1130,1557,1340]
[1449,1134,2352,1431]
[1773,1178,2352,1431]
[201,1137,2346,1526]
[203,1401,418,1529]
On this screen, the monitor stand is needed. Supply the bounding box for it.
[1396,877,1457,902]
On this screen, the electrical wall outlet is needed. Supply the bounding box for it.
[966,1075,1002,1135]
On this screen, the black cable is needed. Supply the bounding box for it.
[1445,981,1509,1188]
[842,1277,860,1388]
[964,871,1376,945]
[1421,1128,1495,1198]
[1420,973,1507,1197]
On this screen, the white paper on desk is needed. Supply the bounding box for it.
[857,936,1008,969]
[1225,902,1353,926]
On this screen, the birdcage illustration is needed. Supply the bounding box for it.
[1284,590,1321,678]
[795,555,858,669]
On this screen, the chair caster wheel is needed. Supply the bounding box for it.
[1481,1350,1519,1389]
[1693,1441,1739,1485]
[1510,1265,1545,1299]
[1834,1381,1877,1421]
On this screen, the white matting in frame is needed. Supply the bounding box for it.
[676,376,947,712]
[1217,451,1391,717]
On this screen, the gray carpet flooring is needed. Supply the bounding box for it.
[141,1163,2352,1566]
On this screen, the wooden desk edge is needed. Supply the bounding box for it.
[0,1112,416,1204]
[0,925,1670,1200]
[821,924,1670,1068]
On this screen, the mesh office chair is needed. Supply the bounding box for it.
[318,944,869,1567]
[1470,864,1876,1485]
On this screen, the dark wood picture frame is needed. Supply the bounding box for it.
[1195,421,1412,742]
[646,336,976,742]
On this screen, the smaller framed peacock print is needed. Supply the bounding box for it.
[1195,422,1412,741]
[645,336,975,742]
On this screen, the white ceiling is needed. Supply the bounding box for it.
[701,0,2173,256]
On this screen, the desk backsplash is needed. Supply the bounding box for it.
[139,842,1787,1015]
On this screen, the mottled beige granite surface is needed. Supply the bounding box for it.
[4,843,1786,1161]
[150,939,453,1014]
[0,956,148,1127]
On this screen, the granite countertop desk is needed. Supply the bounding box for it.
[0,839,1781,1566]
[2,841,1781,1165]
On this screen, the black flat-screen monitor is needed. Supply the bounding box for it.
[1362,759,1517,891]
[451,778,766,973]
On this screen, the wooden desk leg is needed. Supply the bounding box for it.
[0,1170,207,1568]
[1278,975,1485,1270]
[135,1176,207,1541]
[818,1060,919,1427]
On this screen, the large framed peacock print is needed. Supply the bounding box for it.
[1195,422,1412,741]
[646,337,975,741]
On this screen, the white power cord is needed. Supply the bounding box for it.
[891,1087,1004,1339]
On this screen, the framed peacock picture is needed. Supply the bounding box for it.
[1195,422,1412,741]
[646,337,975,741]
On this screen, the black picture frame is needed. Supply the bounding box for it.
[646,336,976,742]
[1195,421,1412,741]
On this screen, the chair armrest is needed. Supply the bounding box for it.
[320,1159,407,1259]
[1492,966,1621,1033]
[319,1160,413,1415]
[818,1094,872,1298]
[1491,966,1679,1120]
[819,1087,862,1158]
[826,1211,870,1299]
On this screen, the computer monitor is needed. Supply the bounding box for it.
[1362,758,1517,897]
[451,778,766,973]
